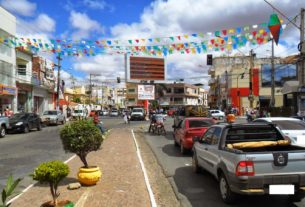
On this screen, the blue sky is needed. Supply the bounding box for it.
[0,0,304,88]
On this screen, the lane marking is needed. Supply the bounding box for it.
[7,154,77,205]
[131,129,157,207]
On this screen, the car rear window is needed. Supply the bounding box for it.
[74,110,83,113]
[189,120,214,128]
[272,120,305,130]
[226,126,282,143]
[43,111,57,115]
[133,109,143,113]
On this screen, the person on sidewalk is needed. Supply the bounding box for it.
[93,111,107,134]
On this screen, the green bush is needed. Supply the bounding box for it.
[32,161,69,206]
[60,119,103,168]
[0,175,22,207]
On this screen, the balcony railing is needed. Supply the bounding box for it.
[31,77,40,86]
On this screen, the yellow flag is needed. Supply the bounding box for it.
[191,48,196,54]
[184,34,189,39]
[228,29,235,34]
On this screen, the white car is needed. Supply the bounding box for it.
[209,110,225,120]
[110,109,119,116]
[41,110,65,125]
[253,117,305,146]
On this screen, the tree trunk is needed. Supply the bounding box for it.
[79,153,88,168]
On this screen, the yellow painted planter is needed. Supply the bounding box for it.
[77,166,102,186]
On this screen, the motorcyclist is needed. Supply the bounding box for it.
[148,113,157,132]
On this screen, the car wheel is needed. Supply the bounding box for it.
[0,126,6,138]
[192,152,200,173]
[24,125,29,133]
[180,141,187,155]
[37,123,42,131]
[219,173,237,204]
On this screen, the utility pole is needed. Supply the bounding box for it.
[249,49,254,108]
[89,74,92,105]
[270,38,275,107]
[56,54,62,110]
[300,8,305,86]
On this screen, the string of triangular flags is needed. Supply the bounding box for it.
[0,15,284,57]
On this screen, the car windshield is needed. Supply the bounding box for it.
[272,120,305,130]
[112,110,118,112]
[11,113,28,120]
[74,110,83,113]
[133,109,143,113]
[43,111,57,115]
[189,120,214,128]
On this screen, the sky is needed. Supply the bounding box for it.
[0,0,304,88]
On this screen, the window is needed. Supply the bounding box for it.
[0,60,13,85]
[261,64,296,87]
[272,120,305,130]
[128,98,135,102]
[174,88,184,93]
[211,127,221,145]
[202,127,215,144]
[189,119,214,128]
[128,88,135,93]
[166,88,172,93]
[18,64,26,76]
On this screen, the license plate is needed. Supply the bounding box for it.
[269,185,294,195]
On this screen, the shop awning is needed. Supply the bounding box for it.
[59,99,78,106]
[282,80,299,94]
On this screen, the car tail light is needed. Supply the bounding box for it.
[236,161,255,176]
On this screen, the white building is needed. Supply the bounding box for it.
[0,6,17,113]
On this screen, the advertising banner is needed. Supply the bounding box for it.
[138,85,155,100]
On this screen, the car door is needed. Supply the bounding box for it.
[201,127,222,175]
[196,127,215,170]
[28,114,35,129]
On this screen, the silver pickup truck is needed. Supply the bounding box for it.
[0,116,9,138]
[192,123,305,204]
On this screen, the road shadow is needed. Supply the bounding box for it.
[162,144,191,157]
[173,166,300,207]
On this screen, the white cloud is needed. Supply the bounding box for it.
[83,0,106,10]
[69,10,104,40]
[108,0,304,87]
[0,0,36,16]
[16,14,56,38]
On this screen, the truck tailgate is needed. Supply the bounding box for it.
[246,151,305,175]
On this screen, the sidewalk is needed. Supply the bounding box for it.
[10,128,151,207]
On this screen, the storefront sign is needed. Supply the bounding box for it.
[0,84,16,96]
[16,82,32,92]
[138,85,155,100]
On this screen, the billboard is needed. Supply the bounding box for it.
[138,85,155,100]
[125,55,167,83]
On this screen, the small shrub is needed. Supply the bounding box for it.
[32,161,69,206]
[0,175,22,207]
[60,119,103,168]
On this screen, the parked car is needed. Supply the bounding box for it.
[209,109,225,120]
[72,109,86,119]
[253,117,305,147]
[110,108,119,116]
[8,113,41,133]
[192,123,305,204]
[41,110,65,125]
[173,117,215,154]
[130,108,145,121]
[0,116,9,138]
[101,110,109,116]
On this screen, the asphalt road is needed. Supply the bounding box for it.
[143,117,305,207]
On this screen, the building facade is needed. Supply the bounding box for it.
[0,7,17,114]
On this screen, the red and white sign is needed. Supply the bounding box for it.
[138,85,155,100]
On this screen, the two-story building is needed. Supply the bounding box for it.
[0,7,17,114]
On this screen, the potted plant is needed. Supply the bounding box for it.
[32,160,72,207]
[60,119,103,186]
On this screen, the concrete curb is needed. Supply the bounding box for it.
[138,131,192,207]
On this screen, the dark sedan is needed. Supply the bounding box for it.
[8,113,42,133]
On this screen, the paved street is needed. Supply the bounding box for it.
[143,117,305,207]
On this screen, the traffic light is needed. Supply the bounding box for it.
[207,54,213,65]
[117,77,120,83]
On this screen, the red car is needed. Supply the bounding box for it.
[173,117,215,154]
